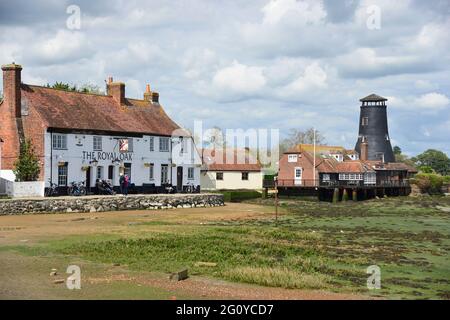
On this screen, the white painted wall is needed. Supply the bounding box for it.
[201,171,263,190]
[44,132,201,189]
[5,181,45,198]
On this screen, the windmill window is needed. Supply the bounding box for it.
[362,117,369,126]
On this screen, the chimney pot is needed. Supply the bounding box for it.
[109,82,125,105]
[151,91,159,103]
[143,84,152,102]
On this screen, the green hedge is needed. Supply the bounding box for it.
[218,190,262,202]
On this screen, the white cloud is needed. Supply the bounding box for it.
[212,61,266,95]
[280,62,328,97]
[261,0,326,25]
[414,92,449,110]
[32,29,93,64]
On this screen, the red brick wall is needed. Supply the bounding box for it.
[278,152,317,184]
[1,65,46,180]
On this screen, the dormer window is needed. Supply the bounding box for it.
[331,154,343,162]
[288,154,298,162]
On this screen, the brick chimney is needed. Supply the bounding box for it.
[151,91,159,104]
[109,81,125,105]
[360,137,368,161]
[143,84,152,101]
[2,63,22,118]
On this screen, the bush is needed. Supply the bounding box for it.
[410,173,444,194]
[13,139,40,182]
[219,190,262,202]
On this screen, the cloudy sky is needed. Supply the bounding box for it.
[1,0,449,156]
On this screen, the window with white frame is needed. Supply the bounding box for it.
[288,154,298,162]
[364,172,376,185]
[58,163,68,186]
[361,117,369,126]
[149,163,154,180]
[322,174,330,181]
[161,164,169,184]
[188,167,194,180]
[339,173,363,180]
[159,137,170,152]
[53,134,67,150]
[149,137,154,151]
[295,167,302,179]
[93,136,102,151]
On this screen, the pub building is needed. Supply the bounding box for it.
[0,63,201,193]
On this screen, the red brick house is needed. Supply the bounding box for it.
[277,143,415,188]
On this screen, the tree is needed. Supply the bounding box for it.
[204,126,225,149]
[279,128,326,154]
[47,81,77,91]
[46,82,103,94]
[80,83,103,94]
[13,139,41,182]
[393,146,402,155]
[392,145,416,167]
[412,149,450,176]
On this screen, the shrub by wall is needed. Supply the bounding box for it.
[410,173,444,195]
[218,190,262,202]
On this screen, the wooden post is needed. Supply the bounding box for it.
[332,188,339,203]
[352,189,358,201]
[274,177,278,222]
[342,189,348,202]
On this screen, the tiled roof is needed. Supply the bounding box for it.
[20,84,181,136]
[363,160,418,172]
[202,149,262,171]
[286,144,345,154]
[360,93,387,102]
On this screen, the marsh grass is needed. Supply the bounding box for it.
[223,266,330,289]
[16,196,450,299]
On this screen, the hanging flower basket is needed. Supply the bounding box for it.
[58,161,66,167]
[81,165,90,171]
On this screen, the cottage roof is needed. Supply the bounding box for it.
[20,84,181,136]
[202,148,261,172]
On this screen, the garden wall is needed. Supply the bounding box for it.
[0,193,224,215]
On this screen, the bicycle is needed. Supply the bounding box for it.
[45,179,59,197]
[68,180,87,196]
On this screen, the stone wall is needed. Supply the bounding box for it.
[0,193,224,215]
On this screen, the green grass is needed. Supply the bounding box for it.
[5,196,450,299]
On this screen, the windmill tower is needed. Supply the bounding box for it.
[355,94,395,163]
